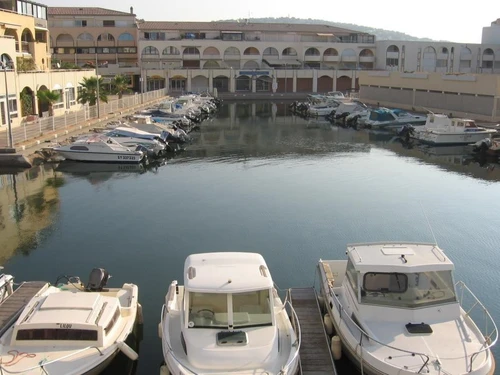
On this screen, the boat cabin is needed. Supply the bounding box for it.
[12,292,122,347]
[183,253,275,331]
[425,114,483,132]
[344,243,457,310]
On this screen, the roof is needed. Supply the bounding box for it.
[184,252,274,293]
[347,242,454,273]
[137,21,367,35]
[48,7,135,17]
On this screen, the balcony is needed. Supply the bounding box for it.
[340,56,357,62]
[386,52,399,59]
[437,53,448,60]
[182,54,200,60]
[359,56,375,63]
[304,55,321,62]
[482,54,494,61]
[323,55,339,62]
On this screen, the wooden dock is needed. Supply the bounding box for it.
[290,287,337,375]
[0,281,49,335]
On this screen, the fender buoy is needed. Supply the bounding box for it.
[323,314,334,336]
[331,335,342,360]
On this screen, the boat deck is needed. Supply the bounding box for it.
[290,287,337,375]
[0,281,49,336]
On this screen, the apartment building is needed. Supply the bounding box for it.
[136,21,376,93]
[0,1,96,132]
[48,6,140,89]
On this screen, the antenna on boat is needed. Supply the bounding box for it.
[420,202,438,245]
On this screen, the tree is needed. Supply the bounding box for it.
[110,74,131,99]
[36,90,60,117]
[77,76,108,106]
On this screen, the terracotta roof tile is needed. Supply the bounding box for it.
[48,7,134,17]
[136,21,368,35]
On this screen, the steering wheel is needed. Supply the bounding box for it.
[197,309,215,317]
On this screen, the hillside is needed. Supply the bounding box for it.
[217,17,437,42]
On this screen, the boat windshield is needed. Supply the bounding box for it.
[360,270,456,308]
[188,289,272,329]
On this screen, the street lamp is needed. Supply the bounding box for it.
[1,61,13,148]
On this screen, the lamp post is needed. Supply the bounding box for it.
[1,62,13,148]
[95,51,100,119]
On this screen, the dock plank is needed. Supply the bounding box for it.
[0,281,49,335]
[290,288,337,375]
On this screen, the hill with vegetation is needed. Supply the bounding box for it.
[217,17,437,42]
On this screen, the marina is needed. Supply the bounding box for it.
[0,100,499,374]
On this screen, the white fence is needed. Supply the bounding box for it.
[1,88,168,147]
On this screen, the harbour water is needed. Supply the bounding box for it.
[1,101,499,374]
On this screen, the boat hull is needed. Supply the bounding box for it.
[55,150,144,164]
[413,130,495,145]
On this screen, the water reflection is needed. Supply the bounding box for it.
[0,164,60,264]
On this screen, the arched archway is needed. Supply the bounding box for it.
[341,48,357,69]
[36,85,49,115]
[76,32,93,42]
[142,46,159,56]
[282,47,297,56]
[202,47,220,57]
[163,46,180,56]
[169,75,186,92]
[118,33,134,41]
[4,29,18,52]
[243,47,259,56]
[20,86,35,117]
[214,75,229,92]
[359,48,374,69]
[0,53,14,68]
[97,33,115,42]
[236,75,251,91]
[203,60,220,68]
[191,75,208,92]
[256,75,272,92]
[422,46,436,72]
[482,48,495,71]
[305,47,320,56]
[386,45,400,70]
[459,47,472,72]
[21,28,34,53]
[263,47,279,57]
[56,34,73,43]
[243,60,259,69]
[224,47,240,59]
[317,75,333,93]
[336,76,352,93]
[324,48,338,57]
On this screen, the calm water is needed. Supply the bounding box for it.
[1,101,500,374]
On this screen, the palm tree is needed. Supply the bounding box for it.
[36,90,60,117]
[111,74,131,99]
[77,76,108,106]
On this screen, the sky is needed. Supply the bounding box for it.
[41,0,497,44]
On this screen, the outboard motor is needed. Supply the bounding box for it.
[86,268,110,292]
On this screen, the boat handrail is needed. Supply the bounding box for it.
[320,268,430,373]
[0,345,104,374]
[455,280,498,372]
[279,292,302,375]
[160,304,200,375]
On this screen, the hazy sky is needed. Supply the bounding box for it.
[41,0,495,44]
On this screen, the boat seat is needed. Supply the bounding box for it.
[322,263,335,288]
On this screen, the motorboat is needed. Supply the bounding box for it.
[159,252,301,375]
[472,137,500,155]
[104,126,167,157]
[318,242,497,375]
[53,134,145,164]
[410,113,497,145]
[327,101,368,124]
[0,269,14,303]
[0,268,140,374]
[363,108,427,129]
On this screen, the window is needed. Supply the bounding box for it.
[163,46,180,55]
[97,33,115,42]
[8,97,17,119]
[283,48,297,56]
[16,329,98,341]
[118,33,134,41]
[221,32,242,41]
[386,58,399,66]
[183,47,199,55]
[75,20,87,27]
[103,20,115,27]
[345,259,358,291]
[144,32,165,41]
[361,271,456,309]
[118,47,136,53]
[232,290,272,328]
[188,292,228,328]
[142,46,159,56]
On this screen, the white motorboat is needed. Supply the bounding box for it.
[318,242,497,375]
[411,113,497,145]
[53,134,145,164]
[364,108,427,129]
[104,126,167,157]
[159,252,301,375]
[0,268,140,375]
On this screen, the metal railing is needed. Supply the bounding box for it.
[4,88,168,147]
[455,280,498,372]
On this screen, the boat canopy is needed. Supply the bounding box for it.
[184,252,274,293]
[368,109,397,122]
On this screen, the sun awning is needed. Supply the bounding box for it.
[317,33,334,36]
[65,82,73,88]
[52,84,62,90]
[262,59,301,67]
[35,26,48,31]
[221,31,242,34]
